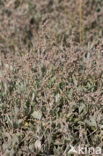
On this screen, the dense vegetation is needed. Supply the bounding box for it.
[0,0,103,155]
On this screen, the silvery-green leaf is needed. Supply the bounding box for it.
[85,116,97,128]
[18,119,23,125]
[79,103,85,113]
[34,140,41,150]
[55,93,60,103]
[31,111,42,120]
[73,76,78,86]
